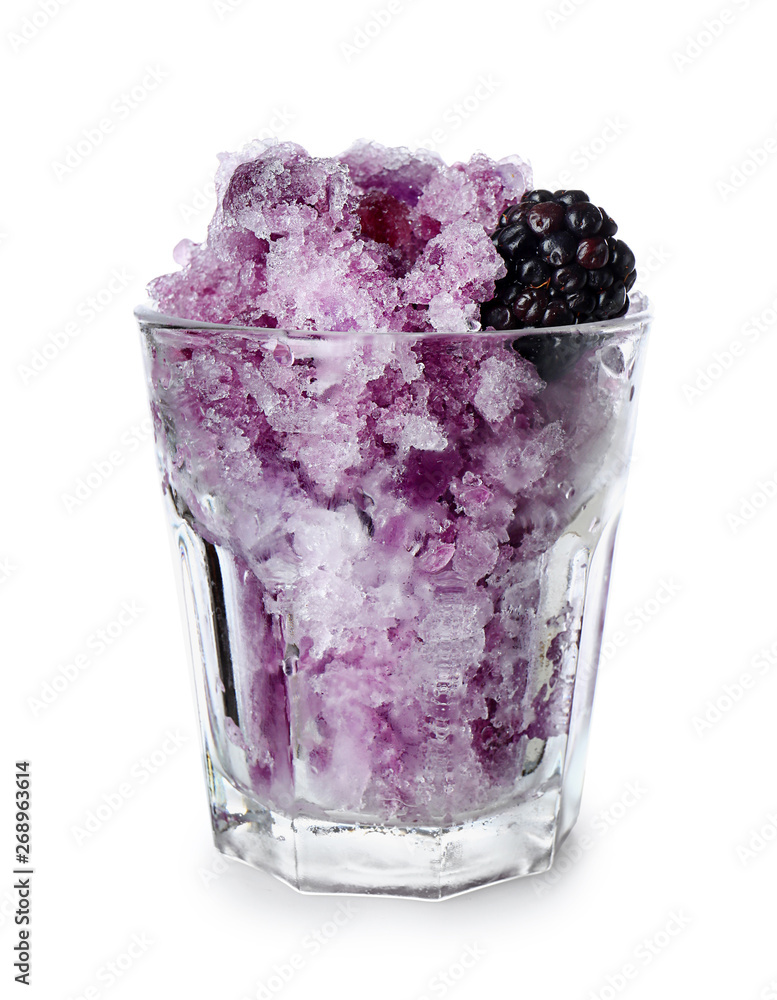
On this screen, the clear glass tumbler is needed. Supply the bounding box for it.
[136,296,650,899]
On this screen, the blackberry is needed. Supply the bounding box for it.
[480,188,638,380]
[526,201,565,234]
[551,264,586,294]
[565,202,602,237]
[495,222,537,261]
[515,332,587,382]
[517,258,551,286]
[576,236,610,270]
[522,189,555,205]
[538,231,577,267]
[587,268,614,291]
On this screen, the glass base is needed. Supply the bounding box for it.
[206,740,571,900]
[173,488,617,899]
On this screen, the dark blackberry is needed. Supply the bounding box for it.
[512,287,549,325]
[599,208,618,237]
[522,189,554,204]
[551,264,586,293]
[499,204,524,226]
[609,239,636,278]
[480,187,638,381]
[542,302,574,327]
[587,268,614,291]
[481,301,513,331]
[567,290,597,317]
[516,258,552,286]
[553,189,590,206]
[538,231,577,266]
[576,237,610,270]
[596,281,627,318]
[496,223,537,261]
[514,332,587,382]
[526,201,566,235]
[494,276,521,307]
[565,202,602,237]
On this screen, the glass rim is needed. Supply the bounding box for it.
[135,292,651,342]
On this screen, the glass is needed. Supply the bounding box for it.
[136,296,651,899]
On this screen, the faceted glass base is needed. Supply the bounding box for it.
[177,473,623,898]
[207,741,569,899]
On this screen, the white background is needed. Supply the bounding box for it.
[3,0,777,997]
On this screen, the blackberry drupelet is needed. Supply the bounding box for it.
[482,188,638,380]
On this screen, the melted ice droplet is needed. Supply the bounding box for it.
[273,341,294,367]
